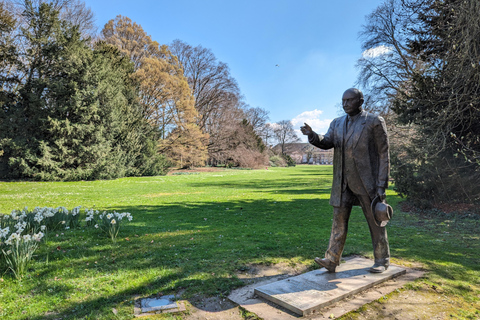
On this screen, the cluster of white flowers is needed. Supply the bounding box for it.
[0,206,81,245]
[57,206,69,214]
[95,210,132,224]
[85,209,99,222]
[33,211,44,223]
[98,211,107,219]
[14,221,27,234]
[5,232,20,245]
[32,232,44,241]
[9,208,28,221]
[0,218,45,245]
[31,207,56,223]
[0,227,11,239]
[71,206,81,216]
[4,232,44,245]
[114,211,133,222]
[38,207,56,218]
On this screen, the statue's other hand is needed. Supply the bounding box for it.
[300,123,313,135]
[377,187,386,201]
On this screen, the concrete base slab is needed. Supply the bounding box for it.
[255,257,406,316]
[229,257,424,319]
[133,295,186,317]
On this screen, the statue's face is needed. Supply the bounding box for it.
[342,90,363,116]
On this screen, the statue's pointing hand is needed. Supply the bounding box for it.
[301,123,313,135]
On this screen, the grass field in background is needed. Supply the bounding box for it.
[0,166,479,319]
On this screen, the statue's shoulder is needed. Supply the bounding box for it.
[333,114,347,123]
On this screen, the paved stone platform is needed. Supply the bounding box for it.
[254,257,405,316]
[229,256,421,319]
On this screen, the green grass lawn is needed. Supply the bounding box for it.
[0,166,479,319]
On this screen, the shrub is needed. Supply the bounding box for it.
[269,155,287,167]
[283,154,297,167]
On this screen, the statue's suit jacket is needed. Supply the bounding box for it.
[308,110,390,207]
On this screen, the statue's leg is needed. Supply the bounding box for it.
[358,194,390,267]
[325,206,351,265]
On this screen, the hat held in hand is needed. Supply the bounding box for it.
[371,196,393,227]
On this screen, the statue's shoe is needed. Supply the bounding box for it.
[368,264,388,273]
[314,257,337,273]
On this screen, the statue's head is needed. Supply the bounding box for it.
[342,88,364,116]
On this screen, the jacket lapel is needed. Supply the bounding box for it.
[345,118,355,142]
[338,115,347,145]
[350,111,367,148]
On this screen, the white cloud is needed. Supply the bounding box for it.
[362,45,393,59]
[291,109,333,142]
[268,122,280,130]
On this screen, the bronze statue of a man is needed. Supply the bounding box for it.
[301,88,390,273]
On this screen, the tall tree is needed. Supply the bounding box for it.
[359,0,480,206]
[102,16,208,167]
[0,2,164,180]
[169,39,265,166]
[101,15,160,69]
[259,123,275,147]
[6,0,97,37]
[273,120,300,155]
[0,1,19,101]
[393,0,480,204]
[245,106,270,135]
[169,39,241,131]
[356,0,420,114]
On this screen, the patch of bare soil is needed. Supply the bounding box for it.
[344,285,459,320]
[400,201,476,215]
[181,262,306,320]
[167,167,226,175]
[235,262,310,280]
[182,297,243,320]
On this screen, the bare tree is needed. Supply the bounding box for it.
[259,123,274,147]
[206,107,267,167]
[7,0,97,37]
[356,0,421,114]
[359,0,480,205]
[303,144,315,164]
[273,120,300,155]
[245,106,269,133]
[169,39,241,131]
[169,39,262,166]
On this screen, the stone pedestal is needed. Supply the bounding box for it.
[254,257,406,316]
[229,256,419,319]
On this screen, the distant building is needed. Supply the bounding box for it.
[272,143,334,165]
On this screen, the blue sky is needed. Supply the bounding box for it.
[83,0,382,140]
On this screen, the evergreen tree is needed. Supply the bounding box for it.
[0,2,167,180]
[358,0,480,206]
